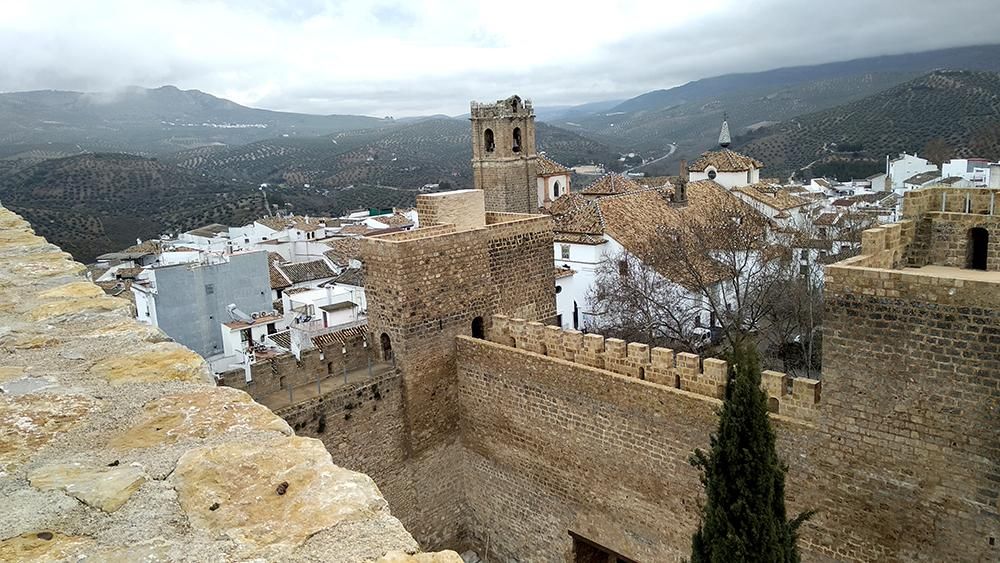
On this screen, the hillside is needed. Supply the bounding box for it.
[0,153,267,262]
[164,119,620,189]
[555,44,1000,172]
[736,70,1000,178]
[0,85,390,155]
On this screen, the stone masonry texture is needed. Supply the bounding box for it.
[0,205,462,562]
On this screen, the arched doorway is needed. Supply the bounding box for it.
[767,397,780,414]
[967,227,988,270]
[512,127,522,153]
[471,316,485,339]
[380,333,393,361]
[484,128,495,153]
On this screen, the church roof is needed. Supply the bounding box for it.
[688,149,763,173]
[580,172,643,196]
[733,182,813,211]
[536,154,571,176]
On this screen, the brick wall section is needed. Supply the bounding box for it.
[220,333,371,400]
[490,314,821,423]
[485,213,558,323]
[455,336,822,562]
[416,190,486,229]
[818,260,1000,561]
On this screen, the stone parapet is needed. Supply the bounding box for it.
[0,205,458,562]
[489,314,820,422]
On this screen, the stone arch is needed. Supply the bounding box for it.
[638,366,646,380]
[967,227,988,270]
[767,397,780,414]
[483,128,495,153]
[512,127,522,153]
[471,316,485,339]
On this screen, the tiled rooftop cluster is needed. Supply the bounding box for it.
[0,205,460,562]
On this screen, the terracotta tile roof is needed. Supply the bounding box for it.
[268,330,291,350]
[331,267,364,287]
[813,212,841,226]
[267,252,286,264]
[552,180,768,288]
[688,149,763,172]
[121,240,162,255]
[733,182,812,211]
[269,262,291,289]
[904,171,941,185]
[284,287,312,295]
[278,260,336,284]
[635,176,673,189]
[372,212,414,227]
[580,173,643,196]
[339,224,375,235]
[553,233,607,245]
[323,237,362,268]
[939,176,965,185]
[257,216,328,232]
[311,323,368,349]
[95,280,135,305]
[537,154,572,176]
[547,193,589,215]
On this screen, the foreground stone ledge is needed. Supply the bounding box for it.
[0,205,441,561]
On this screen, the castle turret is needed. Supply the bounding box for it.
[470,95,539,213]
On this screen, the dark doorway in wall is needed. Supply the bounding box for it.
[967,227,988,270]
[573,301,579,330]
[471,316,485,339]
[570,532,637,563]
[380,333,393,361]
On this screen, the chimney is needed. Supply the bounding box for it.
[674,159,688,206]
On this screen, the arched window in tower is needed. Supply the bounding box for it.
[512,127,522,153]
[511,98,519,112]
[553,180,561,198]
[484,128,495,153]
[967,227,989,270]
[380,333,393,361]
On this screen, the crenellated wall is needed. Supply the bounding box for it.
[0,205,461,562]
[489,314,821,423]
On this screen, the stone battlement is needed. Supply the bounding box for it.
[470,95,534,119]
[488,314,821,423]
[0,205,459,562]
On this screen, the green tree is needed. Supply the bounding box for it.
[690,345,813,562]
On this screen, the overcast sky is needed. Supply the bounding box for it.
[2,0,998,116]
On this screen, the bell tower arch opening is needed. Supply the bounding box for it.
[484,128,495,153]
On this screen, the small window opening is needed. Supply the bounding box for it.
[380,333,393,361]
[512,127,522,153]
[561,244,570,259]
[708,168,717,180]
[471,316,485,339]
[553,180,561,198]
[484,128,495,153]
[768,397,780,413]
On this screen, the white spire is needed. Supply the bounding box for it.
[718,118,731,148]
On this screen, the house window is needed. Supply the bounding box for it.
[204,284,215,295]
[553,180,562,198]
[561,244,570,259]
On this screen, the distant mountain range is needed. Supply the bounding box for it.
[2,43,1000,262]
[0,85,391,155]
[547,44,1000,173]
[735,70,1000,179]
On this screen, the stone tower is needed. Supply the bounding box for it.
[470,95,539,213]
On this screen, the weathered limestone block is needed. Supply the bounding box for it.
[28,463,146,513]
[112,386,292,449]
[0,532,93,562]
[172,436,392,553]
[90,341,211,384]
[0,394,96,472]
[647,347,676,387]
[378,549,464,562]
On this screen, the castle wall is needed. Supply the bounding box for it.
[819,260,1000,562]
[455,335,821,562]
[485,213,559,324]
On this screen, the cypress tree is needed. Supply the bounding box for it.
[690,345,813,562]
